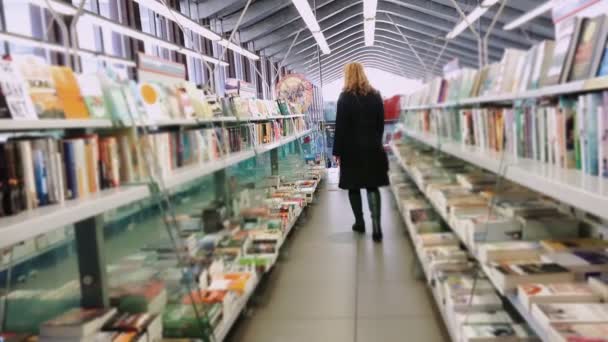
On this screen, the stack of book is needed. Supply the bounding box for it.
[392,140,608,341]
[389,161,538,341]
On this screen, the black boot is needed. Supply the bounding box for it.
[348,189,365,233]
[367,189,383,242]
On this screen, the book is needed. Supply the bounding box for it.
[545,17,582,85]
[454,310,513,326]
[529,40,555,89]
[40,308,117,338]
[517,282,601,311]
[478,242,541,264]
[461,324,536,342]
[531,303,608,333]
[77,73,108,119]
[492,263,574,292]
[446,292,503,313]
[569,15,608,81]
[588,276,608,300]
[0,60,37,119]
[518,213,580,241]
[600,92,608,178]
[541,239,608,252]
[50,66,89,119]
[549,323,608,342]
[415,232,459,247]
[136,82,165,122]
[541,251,608,274]
[13,55,65,119]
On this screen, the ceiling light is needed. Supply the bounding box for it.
[132,0,259,60]
[292,0,321,31]
[292,0,331,54]
[447,0,499,40]
[503,0,554,30]
[363,0,378,19]
[364,19,375,46]
[312,32,331,55]
[363,0,377,47]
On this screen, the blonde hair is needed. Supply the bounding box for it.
[343,62,375,95]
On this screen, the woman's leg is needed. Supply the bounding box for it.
[366,187,382,242]
[348,189,365,233]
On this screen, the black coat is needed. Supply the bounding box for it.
[333,90,389,190]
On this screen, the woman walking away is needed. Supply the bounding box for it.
[333,63,389,243]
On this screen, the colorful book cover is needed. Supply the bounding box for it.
[601,92,608,178]
[586,93,601,175]
[50,66,89,119]
[569,16,605,81]
[546,17,581,85]
[77,73,108,119]
[0,60,37,120]
[13,55,65,119]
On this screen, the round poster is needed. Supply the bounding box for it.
[276,74,313,114]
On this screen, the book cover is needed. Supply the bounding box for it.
[77,73,108,119]
[545,17,582,85]
[136,82,165,122]
[13,55,65,119]
[542,238,608,252]
[0,60,37,120]
[50,66,89,119]
[40,308,116,338]
[601,91,608,177]
[532,303,608,327]
[550,323,608,342]
[30,139,49,206]
[586,93,601,175]
[569,15,607,81]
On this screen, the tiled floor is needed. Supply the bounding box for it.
[227,171,449,342]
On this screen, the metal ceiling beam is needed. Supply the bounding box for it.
[247,0,551,54]
[282,29,480,69]
[304,48,440,75]
[260,10,520,61]
[274,20,502,66]
[294,43,446,75]
[301,50,434,79]
[194,0,247,19]
[239,0,341,42]
[300,59,423,82]
[303,57,425,83]
[218,0,293,33]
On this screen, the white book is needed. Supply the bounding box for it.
[578,95,587,174]
[18,140,37,209]
[531,303,608,334]
[462,323,536,342]
[518,282,601,311]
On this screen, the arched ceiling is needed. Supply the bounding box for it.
[189,0,554,82]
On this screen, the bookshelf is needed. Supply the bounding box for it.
[390,143,551,342]
[402,76,608,111]
[0,115,307,131]
[402,129,608,221]
[0,119,114,131]
[0,129,313,251]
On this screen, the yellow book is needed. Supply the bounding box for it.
[51,66,89,119]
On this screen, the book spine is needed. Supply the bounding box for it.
[18,141,37,209]
[62,141,78,199]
